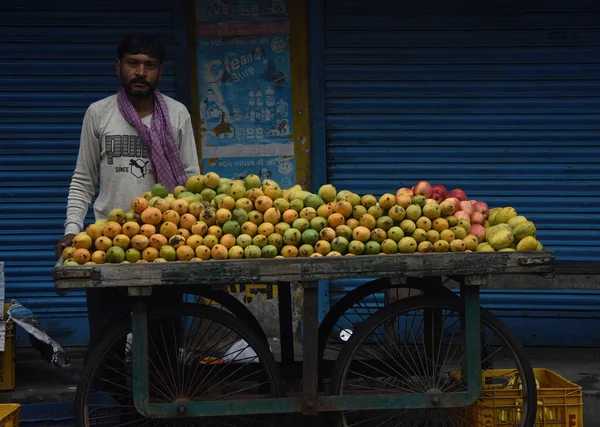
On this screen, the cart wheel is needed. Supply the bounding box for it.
[329,295,536,427]
[184,288,269,346]
[76,303,283,427]
[318,278,457,363]
[87,289,268,357]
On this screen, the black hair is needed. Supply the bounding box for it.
[117,34,166,64]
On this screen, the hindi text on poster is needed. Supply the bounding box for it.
[196,0,288,23]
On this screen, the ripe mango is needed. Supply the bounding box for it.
[418,241,434,253]
[507,215,528,229]
[516,236,539,251]
[485,223,511,242]
[450,239,466,252]
[422,203,441,220]
[476,243,495,252]
[488,229,514,250]
[487,207,503,225]
[305,194,324,210]
[262,180,282,199]
[398,237,417,253]
[243,174,261,190]
[203,172,221,190]
[494,207,518,224]
[513,221,536,241]
[288,190,311,201]
[318,184,337,203]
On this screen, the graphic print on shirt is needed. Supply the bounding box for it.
[129,159,150,178]
[105,135,154,179]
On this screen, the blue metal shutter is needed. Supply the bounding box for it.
[0,0,186,346]
[321,0,600,345]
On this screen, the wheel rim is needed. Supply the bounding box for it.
[322,286,440,362]
[332,299,533,427]
[79,305,280,427]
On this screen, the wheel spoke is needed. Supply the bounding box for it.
[77,303,281,427]
[330,295,535,427]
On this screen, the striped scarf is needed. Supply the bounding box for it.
[117,87,187,192]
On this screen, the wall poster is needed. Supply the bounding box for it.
[196,0,295,185]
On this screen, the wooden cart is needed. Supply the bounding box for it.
[53,250,555,427]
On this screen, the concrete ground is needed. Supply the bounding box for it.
[0,345,598,426]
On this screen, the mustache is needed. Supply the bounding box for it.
[129,78,150,87]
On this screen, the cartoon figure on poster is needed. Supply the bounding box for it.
[199,35,293,147]
[203,88,222,121]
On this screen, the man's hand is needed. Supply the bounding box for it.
[55,234,76,260]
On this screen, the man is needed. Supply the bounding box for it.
[54,34,200,346]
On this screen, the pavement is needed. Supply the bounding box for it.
[0,345,598,426]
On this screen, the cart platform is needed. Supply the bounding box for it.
[53,251,555,290]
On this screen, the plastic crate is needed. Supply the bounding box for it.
[0,404,20,427]
[21,393,120,427]
[463,368,583,427]
[0,303,15,391]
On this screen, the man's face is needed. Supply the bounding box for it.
[116,53,163,98]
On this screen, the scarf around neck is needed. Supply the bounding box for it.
[117,87,187,192]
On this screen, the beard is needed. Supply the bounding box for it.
[122,76,156,98]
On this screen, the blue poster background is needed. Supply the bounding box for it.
[198,34,293,147]
[204,156,296,188]
[196,0,288,23]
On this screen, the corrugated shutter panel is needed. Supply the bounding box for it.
[0,0,182,346]
[322,0,600,345]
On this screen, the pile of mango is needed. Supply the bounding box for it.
[61,175,543,265]
[481,208,540,252]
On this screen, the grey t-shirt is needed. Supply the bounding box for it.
[64,94,200,235]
